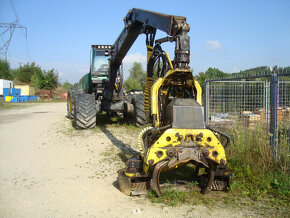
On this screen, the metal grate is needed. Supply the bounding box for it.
[204,73,290,160]
[206,81,269,123]
[277,81,290,158]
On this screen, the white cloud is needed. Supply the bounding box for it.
[205,40,222,50]
[123,53,147,65]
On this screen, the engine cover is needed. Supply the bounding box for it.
[165,98,205,129]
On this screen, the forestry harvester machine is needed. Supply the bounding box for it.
[67,7,231,195]
[114,9,232,196]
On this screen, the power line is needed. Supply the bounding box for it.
[10,0,31,61]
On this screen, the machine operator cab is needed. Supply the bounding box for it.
[91,45,112,86]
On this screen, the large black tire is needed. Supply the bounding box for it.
[132,94,146,127]
[73,93,97,129]
[67,87,79,119]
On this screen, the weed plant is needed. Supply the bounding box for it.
[227,122,289,206]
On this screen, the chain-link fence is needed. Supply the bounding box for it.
[204,73,290,160]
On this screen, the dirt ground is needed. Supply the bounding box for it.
[0,102,257,217]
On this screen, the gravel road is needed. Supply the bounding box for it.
[0,102,251,217]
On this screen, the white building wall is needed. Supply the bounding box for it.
[0,79,13,96]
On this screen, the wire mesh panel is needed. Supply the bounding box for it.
[204,74,290,161]
[278,81,290,112]
[277,81,290,159]
[206,81,269,128]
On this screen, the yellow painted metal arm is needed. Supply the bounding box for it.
[193,80,202,105]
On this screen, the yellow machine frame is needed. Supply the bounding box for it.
[118,9,231,197]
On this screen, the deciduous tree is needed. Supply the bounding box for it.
[0,59,13,80]
[124,62,146,91]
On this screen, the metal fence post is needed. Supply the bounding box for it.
[264,81,270,124]
[270,73,278,159]
[204,81,209,124]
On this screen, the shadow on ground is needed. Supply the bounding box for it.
[99,125,139,163]
[95,114,141,192]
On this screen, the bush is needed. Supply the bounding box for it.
[0,59,13,80]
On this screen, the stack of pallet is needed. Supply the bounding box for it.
[240,107,290,128]
[255,107,290,122]
[277,107,290,122]
[239,111,261,128]
[254,108,267,121]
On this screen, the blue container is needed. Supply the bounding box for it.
[3,88,11,96]
[12,88,21,96]
[10,96,18,102]
[33,96,38,101]
[11,88,16,96]
[23,96,28,102]
[18,96,24,102]
[28,96,33,101]
[16,88,21,96]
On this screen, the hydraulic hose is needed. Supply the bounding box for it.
[137,124,172,156]
[137,126,153,156]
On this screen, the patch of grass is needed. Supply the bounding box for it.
[100,143,138,165]
[0,101,29,110]
[56,121,85,137]
[226,122,290,208]
[95,113,145,132]
[117,149,138,163]
[147,184,217,207]
[96,113,130,126]
[0,98,66,110]
[148,188,189,207]
[100,144,116,157]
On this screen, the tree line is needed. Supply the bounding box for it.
[2,57,288,92]
[0,59,59,90]
[124,62,290,91]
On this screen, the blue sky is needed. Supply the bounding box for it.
[1,0,289,83]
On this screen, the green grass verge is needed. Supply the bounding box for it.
[226,123,289,207]
[0,98,66,110]
[0,101,29,110]
[95,112,144,131]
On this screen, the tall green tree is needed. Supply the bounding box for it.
[195,67,228,89]
[13,62,59,90]
[205,67,228,78]
[0,59,13,80]
[42,69,58,89]
[15,62,42,83]
[31,69,45,89]
[61,81,73,91]
[124,62,146,91]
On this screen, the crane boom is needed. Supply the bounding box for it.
[108,8,190,92]
[69,8,192,129]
